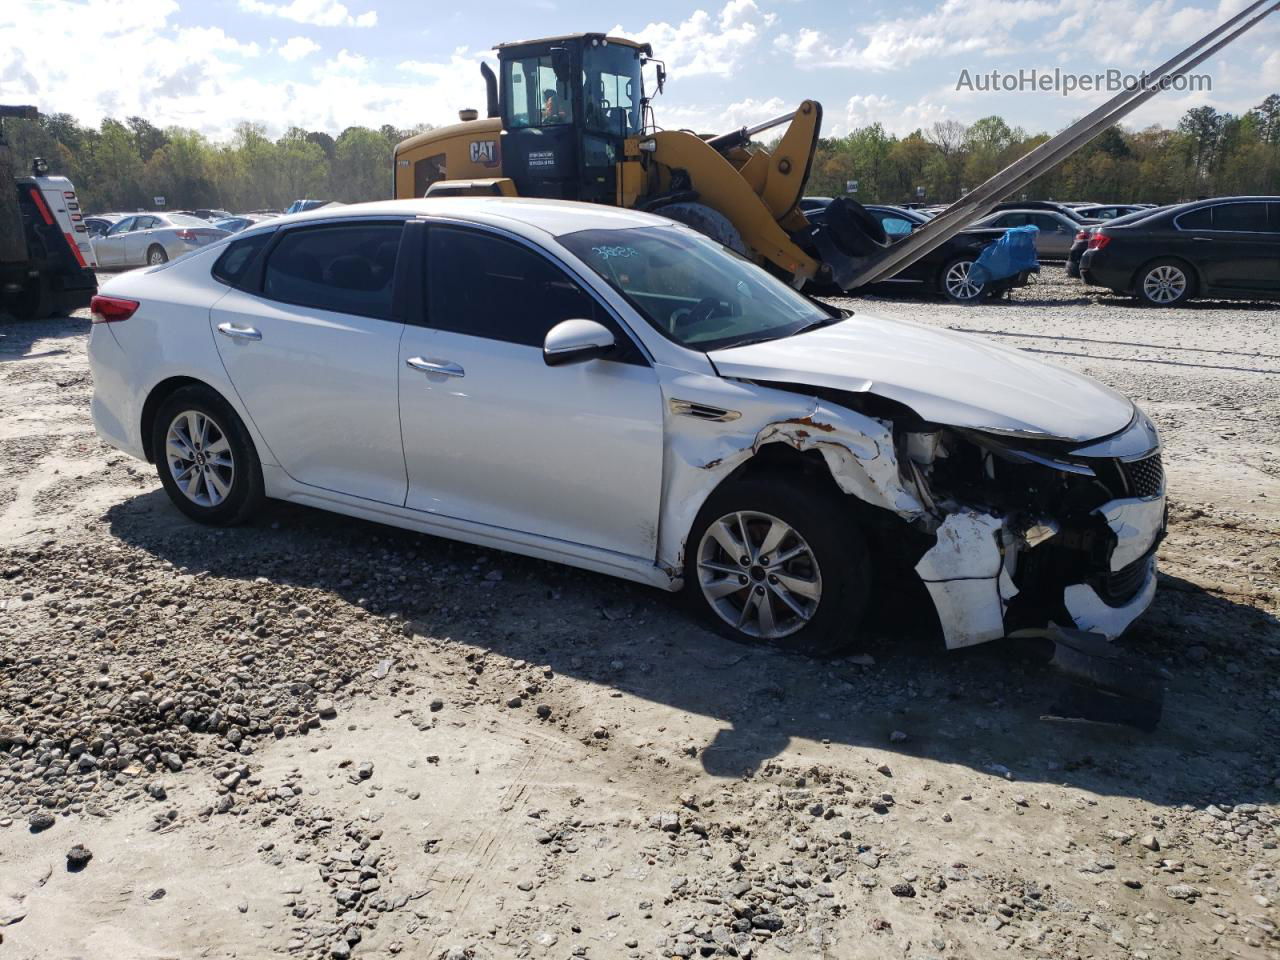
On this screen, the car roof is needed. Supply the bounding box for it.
[242,197,679,239]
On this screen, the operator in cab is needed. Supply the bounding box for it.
[542,89,569,124]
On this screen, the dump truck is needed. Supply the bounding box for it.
[1,105,98,321]
[393,1,1278,293]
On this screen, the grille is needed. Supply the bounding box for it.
[1097,553,1153,606]
[1120,453,1164,498]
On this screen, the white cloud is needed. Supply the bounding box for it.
[831,94,953,136]
[278,36,321,61]
[324,49,369,74]
[778,0,1068,71]
[239,0,377,29]
[611,0,777,80]
[1262,50,1280,87]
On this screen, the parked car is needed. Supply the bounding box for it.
[175,208,232,221]
[1072,204,1151,221]
[859,204,1036,301]
[1080,196,1280,305]
[87,198,1165,655]
[91,213,229,268]
[989,200,1097,224]
[211,214,275,234]
[800,199,1033,302]
[1066,206,1172,278]
[971,209,1084,259]
[83,215,124,239]
[285,199,336,214]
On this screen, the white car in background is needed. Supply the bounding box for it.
[92,212,228,268]
[86,199,1166,655]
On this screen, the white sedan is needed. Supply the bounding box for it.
[92,212,228,268]
[88,198,1166,654]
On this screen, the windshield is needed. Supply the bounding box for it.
[559,226,836,352]
[583,44,643,136]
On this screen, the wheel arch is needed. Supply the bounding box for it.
[140,375,220,463]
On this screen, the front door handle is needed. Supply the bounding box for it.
[406,356,464,378]
[216,322,262,341]
[1191,236,1212,242]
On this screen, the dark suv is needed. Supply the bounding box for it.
[1080,196,1280,306]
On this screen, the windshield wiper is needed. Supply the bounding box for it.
[718,315,843,351]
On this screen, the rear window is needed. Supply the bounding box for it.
[262,222,403,319]
[212,232,272,288]
[166,214,210,227]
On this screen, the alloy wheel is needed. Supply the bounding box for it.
[165,410,235,507]
[148,247,167,265]
[944,260,984,300]
[696,510,823,639]
[1142,264,1186,303]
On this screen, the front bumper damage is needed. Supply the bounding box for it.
[915,492,1165,651]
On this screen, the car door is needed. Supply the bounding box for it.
[1031,214,1073,257]
[1192,201,1277,292]
[125,215,159,265]
[209,219,410,504]
[397,221,665,559]
[94,216,134,267]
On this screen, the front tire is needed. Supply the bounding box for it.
[152,385,263,525]
[940,257,987,302]
[682,478,870,656]
[1135,259,1192,306]
[147,245,169,266]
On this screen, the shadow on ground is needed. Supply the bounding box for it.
[0,313,90,362]
[106,487,1279,809]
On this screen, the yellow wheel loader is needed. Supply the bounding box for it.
[394,5,1278,292]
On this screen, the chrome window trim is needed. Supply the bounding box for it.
[1172,200,1275,235]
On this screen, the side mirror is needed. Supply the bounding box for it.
[543,319,615,367]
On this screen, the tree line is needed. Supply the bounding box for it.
[2,115,432,213]
[3,95,1277,214]
[805,95,1280,206]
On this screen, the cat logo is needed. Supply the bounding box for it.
[469,140,498,167]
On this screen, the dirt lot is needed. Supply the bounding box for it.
[1,271,1277,960]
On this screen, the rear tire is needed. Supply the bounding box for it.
[1134,259,1192,306]
[682,477,870,656]
[7,274,50,321]
[152,385,263,525]
[147,245,169,266]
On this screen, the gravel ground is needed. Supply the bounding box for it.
[0,270,1277,959]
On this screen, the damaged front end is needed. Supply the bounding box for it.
[907,409,1166,650]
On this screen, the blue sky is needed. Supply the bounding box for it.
[2,0,1277,141]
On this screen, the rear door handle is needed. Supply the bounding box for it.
[406,356,464,378]
[216,322,262,341]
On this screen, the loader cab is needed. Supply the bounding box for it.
[496,34,651,204]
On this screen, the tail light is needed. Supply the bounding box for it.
[1087,233,1111,251]
[1074,229,1089,241]
[90,295,139,323]
[175,229,198,241]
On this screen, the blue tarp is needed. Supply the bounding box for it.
[969,224,1039,286]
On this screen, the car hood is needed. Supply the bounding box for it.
[707,313,1134,442]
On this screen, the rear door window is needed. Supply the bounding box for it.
[262,222,404,320]
[1210,202,1268,232]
